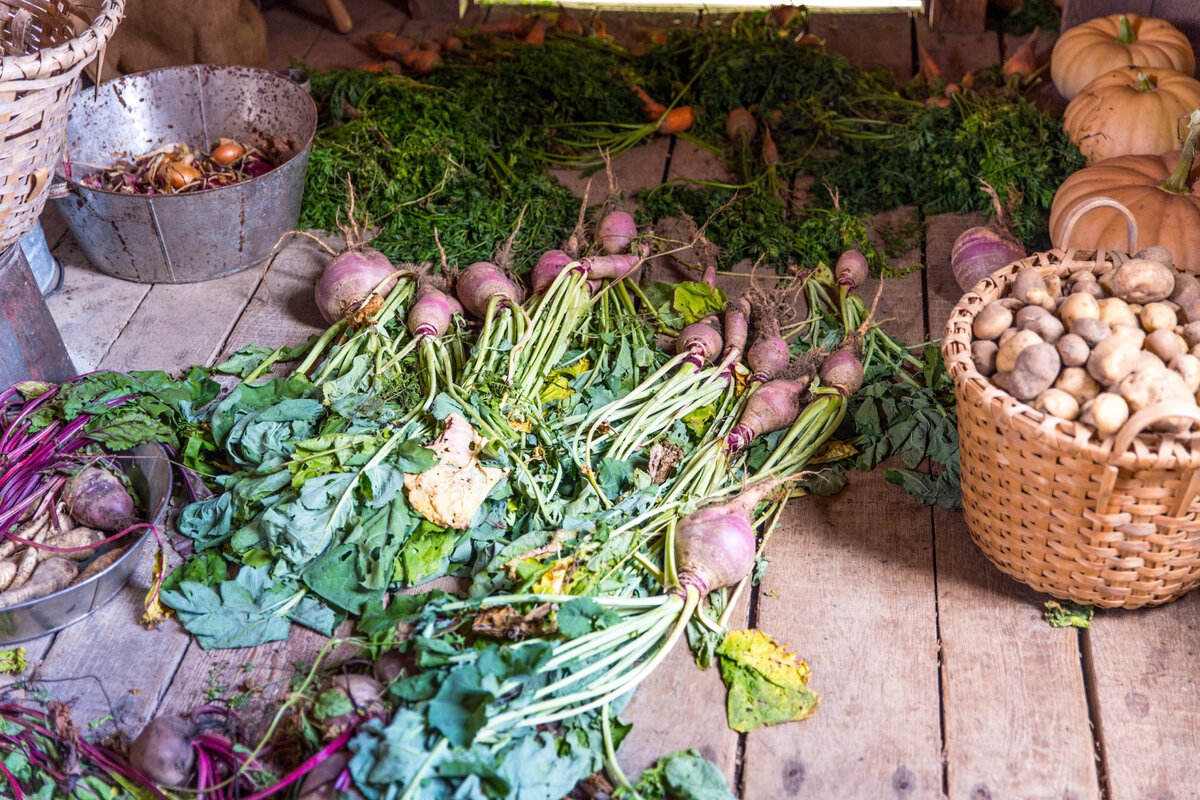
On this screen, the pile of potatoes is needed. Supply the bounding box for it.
[970,248,1200,436]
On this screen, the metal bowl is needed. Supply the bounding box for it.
[52,64,317,284]
[0,442,173,644]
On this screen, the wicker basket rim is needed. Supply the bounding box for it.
[0,0,124,83]
[941,245,1200,471]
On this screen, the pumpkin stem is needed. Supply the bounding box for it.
[1135,72,1157,93]
[1159,109,1200,196]
[1116,14,1136,45]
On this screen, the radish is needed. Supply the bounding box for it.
[314,249,397,325]
[724,378,807,453]
[62,465,138,533]
[407,285,461,339]
[456,261,524,318]
[596,210,638,255]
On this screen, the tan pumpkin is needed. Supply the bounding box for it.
[1049,111,1200,272]
[1064,67,1200,163]
[1051,14,1196,100]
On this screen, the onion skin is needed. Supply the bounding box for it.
[531,250,576,294]
[314,249,396,324]
[835,249,869,290]
[819,349,864,396]
[63,466,138,533]
[407,286,460,338]
[725,378,807,453]
[677,319,724,369]
[596,211,638,255]
[950,227,1025,293]
[456,262,524,318]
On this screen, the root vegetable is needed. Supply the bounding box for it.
[1055,367,1100,404]
[407,286,461,339]
[63,466,138,533]
[1087,336,1141,385]
[1183,321,1200,348]
[1098,297,1137,328]
[991,371,1013,393]
[0,558,78,607]
[129,715,196,787]
[1071,279,1106,299]
[1083,393,1130,436]
[676,320,723,368]
[1172,354,1200,392]
[531,250,575,294]
[1109,257,1175,304]
[675,479,785,595]
[722,298,750,362]
[1171,272,1200,306]
[971,340,999,375]
[835,249,868,290]
[1036,388,1080,420]
[372,651,406,685]
[725,379,806,452]
[1058,293,1099,329]
[1140,302,1178,332]
[77,547,127,581]
[1070,317,1111,347]
[1016,305,1064,343]
[996,329,1042,373]
[747,334,790,383]
[1056,333,1089,367]
[819,348,864,396]
[1145,328,1186,362]
[1008,343,1061,401]
[973,302,1014,340]
[44,526,106,562]
[1109,324,1146,348]
[1118,365,1196,431]
[0,561,15,592]
[314,249,396,325]
[456,261,524,318]
[1012,268,1054,309]
[298,751,357,800]
[580,253,641,281]
[596,211,638,255]
[949,181,1026,291]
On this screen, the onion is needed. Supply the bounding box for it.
[456,261,524,318]
[950,181,1025,292]
[835,249,868,290]
[596,210,638,255]
[314,249,396,324]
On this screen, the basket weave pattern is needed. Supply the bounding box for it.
[943,247,1200,608]
[0,0,124,251]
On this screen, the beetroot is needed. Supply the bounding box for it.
[62,465,138,532]
[128,715,195,787]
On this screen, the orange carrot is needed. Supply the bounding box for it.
[725,107,757,142]
[631,84,666,119]
[365,33,413,59]
[650,30,668,46]
[657,106,694,135]
[918,41,941,82]
[442,36,464,53]
[403,49,441,76]
[761,126,780,166]
[524,17,548,45]
[355,60,402,74]
[418,39,441,52]
[1003,26,1039,79]
[583,17,607,39]
[482,16,530,37]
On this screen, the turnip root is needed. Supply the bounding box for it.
[819,348,864,396]
[0,558,78,607]
[129,715,196,787]
[676,319,723,368]
[456,261,524,318]
[596,210,638,255]
[531,250,575,294]
[725,379,807,453]
[314,249,396,325]
[722,297,750,364]
[63,466,138,533]
[580,253,641,281]
[407,286,461,339]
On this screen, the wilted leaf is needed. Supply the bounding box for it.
[472,603,554,640]
[647,441,685,484]
[404,414,508,529]
[716,628,819,732]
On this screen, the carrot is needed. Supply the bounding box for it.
[442,36,464,52]
[403,50,441,76]
[631,85,667,119]
[355,60,401,74]
[657,106,694,135]
[725,107,757,142]
[918,40,941,82]
[418,39,441,52]
[556,11,582,35]
[524,17,548,45]
[582,17,606,38]
[761,126,780,166]
[650,30,668,46]
[482,16,530,37]
[1003,26,1039,79]
[365,33,413,59]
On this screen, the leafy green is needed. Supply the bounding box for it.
[672,282,727,325]
[556,597,619,639]
[716,628,819,733]
[1043,600,1094,629]
[632,749,737,800]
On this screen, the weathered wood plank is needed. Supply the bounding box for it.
[924,212,1101,799]
[743,210,944,800]
[302,0,410,70]
[928,0,987,32]
[263,1,326,69]
[810,13,914,80]
[915,27,1001,82]
[45,235,151,374]
[589,9,698,52]
[551,138,673,202]
[1086,595,1200,800]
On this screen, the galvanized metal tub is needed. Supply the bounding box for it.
[0,442,173,644]
[53,64,317,284]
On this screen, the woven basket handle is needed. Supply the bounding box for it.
[1109,402,1200,458]
[1058,196,1139,253]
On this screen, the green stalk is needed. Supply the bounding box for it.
[1160,109,1200,195]
[1116,14,1136,45]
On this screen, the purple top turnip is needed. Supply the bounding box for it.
[674,478,785,596]
[407,286,461,339]
[725,378,807,453]
[819,348,864,396]
[596,210,638,255]
[676,318,724,369]
[314,249,397,324]
[456,261,525,318]
[835,249,868,291]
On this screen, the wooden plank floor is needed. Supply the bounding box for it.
[24,1,1200,797]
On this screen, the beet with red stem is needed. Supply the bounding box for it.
[61,465,139,533]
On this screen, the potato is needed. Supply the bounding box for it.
[1108,257,1175,304]
[1181,321,1200,348]
[1178,301,1200,325]
[1136,245,1175,268]
[1015,305,1064,343]
[1082,393,1130,436]
[1045,274,1063,299]
[998,298,1025,312]
[1012,268,1055,309]
[1009,343,1061,401]
[1134,350,1166,372]
[1035,388,1080,420]
[1108,324,1146,348]
[998,327,1020,347]
[1055,367,1100,404]
[1057,293,1100,329]
[971,340,998,376]
[1055,333,1089,367]
[996,329,1042,373]
[1171,354,1200,393]
[990,371,1013,393]
[1170,272,1200,306]
[1071,279,1106,300]
[1098,297,1138,328]
[1069,317,1111,347]
[1118,364,1196,432]
[1145,328,1187,362]
[1140,302,1178,332]
[1087,336,1141,385]
[972,302,1013,341]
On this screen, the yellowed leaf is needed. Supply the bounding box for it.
[810,439,857,465]
[532,559,572,595]
[404,414,509,530]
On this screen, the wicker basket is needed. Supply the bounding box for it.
[0,0,124,251]
[942,198,1200,609]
